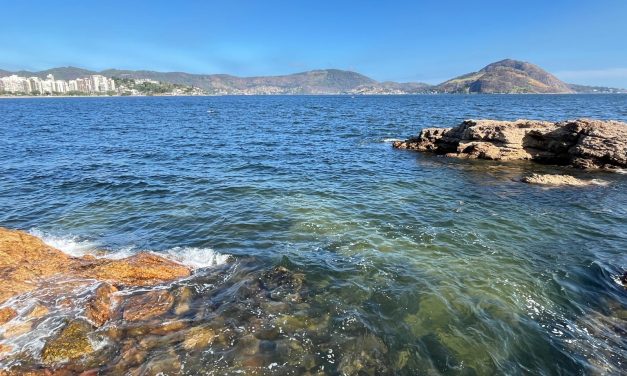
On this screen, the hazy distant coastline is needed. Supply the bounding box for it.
[2,59,626,96]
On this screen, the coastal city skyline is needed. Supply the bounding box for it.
[1,1,626,87]
[0,74,116,95]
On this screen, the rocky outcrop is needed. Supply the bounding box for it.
[393,118,627,170]
[521,173,607,187]
[0,227,191,305]
[0,227,195,370]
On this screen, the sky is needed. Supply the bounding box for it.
[2,0,627,87]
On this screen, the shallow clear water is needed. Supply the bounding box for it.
[0,95,626,375]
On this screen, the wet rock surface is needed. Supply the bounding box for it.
[41,320,95,364]
[85,283,118,327]
[0,227,191,305]
[393,118,627,170]
[521,173,607,187]
[122,290,175,322]
[0,309,16,326]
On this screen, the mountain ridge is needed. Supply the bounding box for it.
[2,60,625,94]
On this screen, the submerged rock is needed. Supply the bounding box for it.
[41,320,95,364]
[182,326,216,350]
[85,283,119,327]
[393,118,627,170]
[521,173,607,187]
[122,290,175,321]
[338,334,389,376]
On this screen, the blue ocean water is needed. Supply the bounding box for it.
[0,95,625,374]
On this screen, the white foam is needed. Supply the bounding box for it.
[30,228,230,269]
[29,228,99,257]
[381,138,402,143]
[162,246,230,268]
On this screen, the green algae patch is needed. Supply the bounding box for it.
[41,320,95,364]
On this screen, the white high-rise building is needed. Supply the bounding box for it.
[1,72,118,95]
[0,75,29,93]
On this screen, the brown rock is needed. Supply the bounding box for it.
[122,290,174,321]
[0,228,74,303]
[521,173,607,187]
[41,320,94,364]
[0,227,191,305]
[3,321,32,338]
[182,326,216,350]
[0,343,13,357]
[0,307,17,325]
[85,282,118,327]
[173,286,193,315]
[134,350,181,376]
[26,303,50,319]
[393,118,627,169]
[89,253,190,287]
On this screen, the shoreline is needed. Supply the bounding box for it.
[1,92,627,99]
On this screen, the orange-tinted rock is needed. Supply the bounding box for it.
[0,343,13,358]
[89,253,190,287]
[3,321,33,338]
[85,282,119,327]
[26,303,49,319]
[0,228,75,303]
[122,290,175,321]
[0,227,192,305]
[0,307,17,324]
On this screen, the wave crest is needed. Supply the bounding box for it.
[29,228,230,269]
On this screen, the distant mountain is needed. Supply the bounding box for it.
[2,60,625,95]
[567,83,627,94]
[5,66,97,80]
[436,59,575,94]
[99,68,382,94]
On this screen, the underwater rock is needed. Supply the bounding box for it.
[260,266,306,302]
[3,321,33,338]
[394,118,627,169]
[41,320,95,364]
[173,286,193,316]
[26,303,49,319]
[182,326,216,350]
[132,349,181,376]
[85,283,119,327]
[122,290,175,321]
[337,334,389,376]
[521,173,607,187]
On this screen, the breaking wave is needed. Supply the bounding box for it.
[29,228,230,269]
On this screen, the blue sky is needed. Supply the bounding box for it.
[2,0,627,87]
